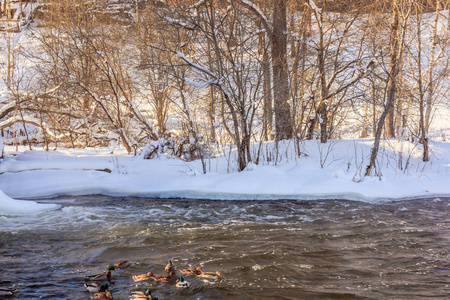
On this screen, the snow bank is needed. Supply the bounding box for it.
[0,158,113,174]
[0,149,114,174]
[0,189,59,216]
[0,139,449,202]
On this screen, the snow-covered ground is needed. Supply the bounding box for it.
[1,138,449,215]
[0,189,59,216]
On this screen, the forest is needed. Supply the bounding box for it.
[1,0,449,174]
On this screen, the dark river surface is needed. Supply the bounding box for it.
[0,196,449,299]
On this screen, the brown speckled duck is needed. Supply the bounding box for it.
[180,266,223,279]
[92,289,113,300]
[132,260,178,283]
[112,260,131,269]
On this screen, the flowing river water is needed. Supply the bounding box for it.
[0,196,449,299]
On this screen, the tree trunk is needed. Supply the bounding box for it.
[7,32,12,90]
[416,3,429,162]
[18,0,22,19]
[384,8,400,139]
[425,0,440,133]
[262,34,273,141]
[366,4,401,176]
[272,0,293,141]
[307,116,315,140]
[319,102,328,143]
[316,6,328,143]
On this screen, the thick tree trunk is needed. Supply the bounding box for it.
[272,0,293,141]
[319,102,328,143]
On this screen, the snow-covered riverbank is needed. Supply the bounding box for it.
[1,139,449,210]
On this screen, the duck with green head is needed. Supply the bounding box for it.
[175,276,190,288]
[84,282,109,293]
[85,265,115,282]
[130,289,158,300]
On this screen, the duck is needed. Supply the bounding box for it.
[180,267,203,276]
[113,260,131,269]
[133,260,178,283]
[0,287,16,297]
[92,289,113,300]
[180,266,223,279]
[132,272,153,282]
[175,276,190,288]
[84,282,109,293]
[133,271,178,283]
[85,265,115,282]
[164,260,176,274]
[130,289,158,300]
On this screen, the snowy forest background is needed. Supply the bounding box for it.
[1,0,449,176]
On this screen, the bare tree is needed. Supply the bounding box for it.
[366,0,412,176]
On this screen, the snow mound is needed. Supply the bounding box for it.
[0,190,60,216]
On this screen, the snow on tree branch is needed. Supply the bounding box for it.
[176,51,236,101]
[307,0,323,28]
[176,51,219,80]
[234,0,272,38]
[189,0,207,10]
[163,16,195,30]
[0,102,16,120]
[184,78,219,89]
[308,0,322,14]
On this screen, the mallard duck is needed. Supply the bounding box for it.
[197,270,223,279]
[180,267,223,279]
[175,276,190,288]
[85,266,115,282]
[0,287,16,297]
[92,289,113,300]
[84,282,109,293]
[164,260,176,274]
[180,267,203,276]
[132,271,177,283]
[130,289,158,300]
[132,272,153,282]
[133,260,178,283]
[113,260,131,269]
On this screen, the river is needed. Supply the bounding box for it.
[0,196,449,299]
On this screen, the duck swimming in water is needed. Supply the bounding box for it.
[130,289,158,300]
[180,267,223,279]
[175,276,190,288]
[164,260,176,274]
[0,287,16,297]
[85,266,115,282]
[92,289,113,300]
[132,271,178,283]
[84,282,109,293]
[133,260,178,283]
[110,260,130,269]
